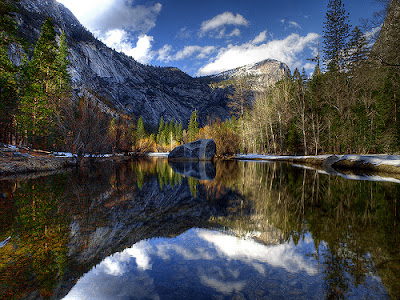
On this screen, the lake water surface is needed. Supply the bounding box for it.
[0,158,399,299]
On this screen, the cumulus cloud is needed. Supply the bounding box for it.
[100,29,154,63]
[200,12,249,37]
[58,0,161,64]
[97,2,162,33]
[157,45,216,62]
[228,28,241,37]
[157,44,173,62]
[252,30,267,44]
[197,32,319,75]
[59,0,162,34]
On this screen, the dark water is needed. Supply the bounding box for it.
[0,158,399,299]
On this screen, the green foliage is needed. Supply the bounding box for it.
[187,109,199,142]
[17,18,71,149]
[136,116,146,140]
[323,0,351,71]
[0,0,19,143]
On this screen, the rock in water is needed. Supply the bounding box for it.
[168,139,216,161]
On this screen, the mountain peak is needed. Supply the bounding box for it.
[205,59,290,91]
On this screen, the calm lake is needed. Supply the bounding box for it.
[0,158,399,299]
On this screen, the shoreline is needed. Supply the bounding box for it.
[232,154,400,175]
[1,147,400,178]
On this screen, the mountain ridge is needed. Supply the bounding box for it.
[12,0,289,127]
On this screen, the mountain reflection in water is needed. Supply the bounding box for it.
[0,158,398,299]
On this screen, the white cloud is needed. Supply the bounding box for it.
[197,32,319,75]
[302,62,316,71]
[200,12,249,37]
[58,0,160,64]
[289,21,302,30]
[227,28,241,37]
[157,44,173,62]
[157,45,216,62]
[99,29,154,63]
[281,19,302,30]
[176,27,192,39]
[58,0,162,34]
[58,0,114,25]
[252,30,267,44]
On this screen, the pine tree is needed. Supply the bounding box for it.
[323,0,351,71]
[136,116,145,140]
[157,116,164,144]
[0,0,19,143]
[176,122,183,144]
[18,18,61,148]
[187,109,199,142]
[346,26,369,70]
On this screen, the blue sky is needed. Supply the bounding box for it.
[57,0,380,77]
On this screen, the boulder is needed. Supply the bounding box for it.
[168,139,216,161]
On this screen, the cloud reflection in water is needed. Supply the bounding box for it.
[64,228,320,299]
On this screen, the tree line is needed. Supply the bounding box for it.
[210,0,399,155]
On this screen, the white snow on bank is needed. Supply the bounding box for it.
[236,153,400,168]
[53,152,76,158]
[337,154,400,167]
[235,154,334,161]
[147,152,169,157]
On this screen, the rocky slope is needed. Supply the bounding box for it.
[203,59,291,92]
[12,0,288,127]
[370,0,400,67]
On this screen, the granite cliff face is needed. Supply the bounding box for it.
[204,59,291,92]
[12,0,289,127]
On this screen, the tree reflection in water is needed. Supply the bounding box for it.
[0,158,398,299]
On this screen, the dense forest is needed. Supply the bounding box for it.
[0,0,399,155]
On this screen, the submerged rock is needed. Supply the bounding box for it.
[168,139,216,161]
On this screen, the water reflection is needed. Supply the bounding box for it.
[64,228,388,299]
[64,229,318,299]
[168,160,216,181]
[0,158,399,299]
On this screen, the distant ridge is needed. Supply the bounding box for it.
[202,59,291,92]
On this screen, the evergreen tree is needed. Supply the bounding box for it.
[176,122,183,144]
[17,18,70,148]
[18,18,59,147]
[0,0,19,143]
[157,116,164,144]
[187,109,199,142]
[136,116,145,140]
[346,26,369,71]
[323,0,351,71]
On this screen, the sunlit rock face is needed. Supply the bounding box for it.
[203,59,291,92]
[13,0,230,127]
